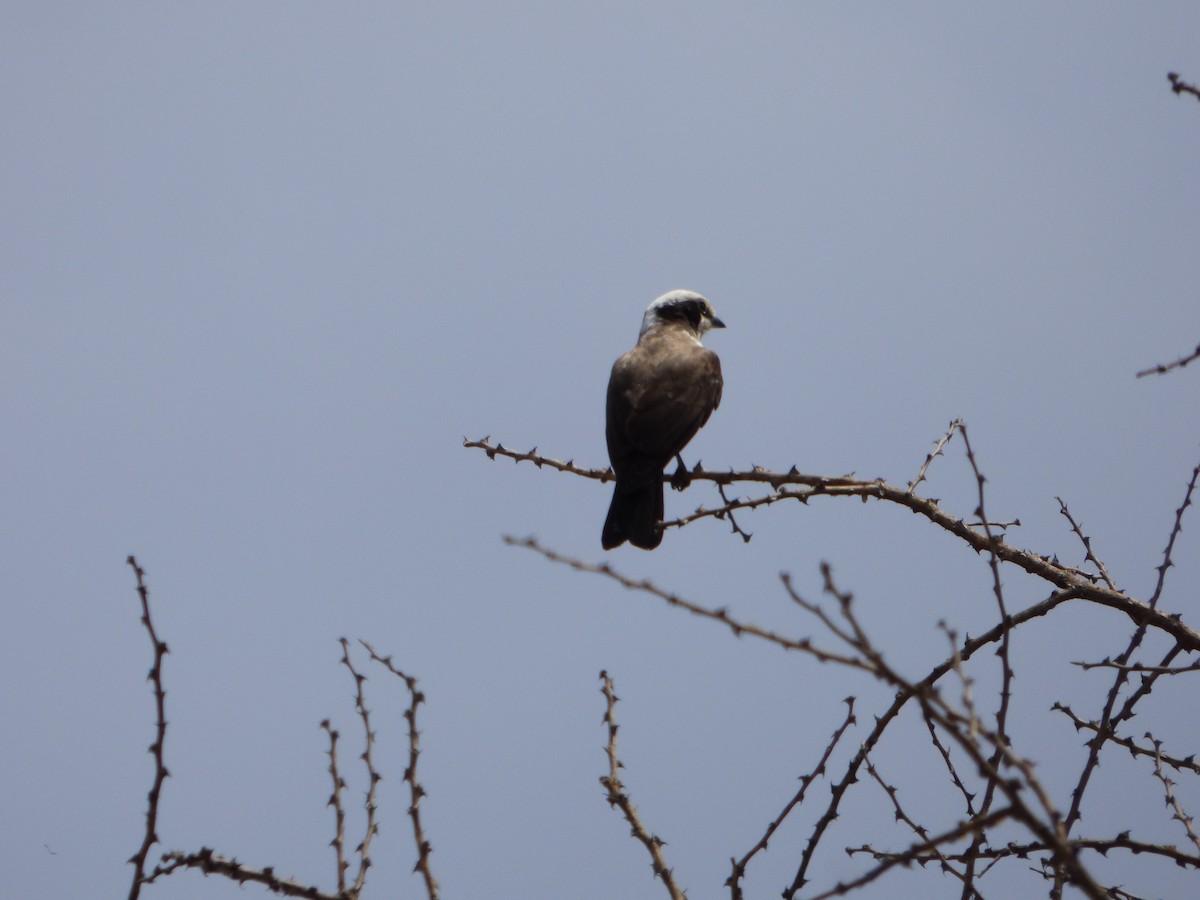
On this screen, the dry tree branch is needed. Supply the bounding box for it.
[480,433,1200,897]
[860,750,983,893]
[1148,460,1200,611]
[907,418,963,493]
[126,556,170,900]
[1072,657,1200,675]
[1053,702,1200,775]
[810,807,1017,900]
[338,639,380,896]
[360,640,440,900]
[955,425,1015,894]
[509,536,1114,896]
[1168,71,1200,101]
[1060,458,1200,875]
[504,536,873,672]
[924,713,977,819]
[1057,498,1118,590]
[715,482,753,542]
[1137,341,1200,377]
[469,438,1200,653]
[463,436,612,480]
[598,671,687,900]
[1147,733,1200,857]
[782,564,1107,900]
[149,849,340,899]
[850,832,1200,874]
[320,720,349,893]
[125,564,441,900]
[726,697,857,900]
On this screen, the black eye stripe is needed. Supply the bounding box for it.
[658,299,708,330]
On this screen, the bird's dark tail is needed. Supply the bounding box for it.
[601,480,664,550]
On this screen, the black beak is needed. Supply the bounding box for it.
[710,317,726,329]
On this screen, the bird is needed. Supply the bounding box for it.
[602,289,725,550]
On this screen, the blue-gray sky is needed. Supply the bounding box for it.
[4,4,1200,898]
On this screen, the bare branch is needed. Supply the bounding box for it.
[1061,455,1200,876]
[360,641,440,900]
[505,536,873,671]
[1168,71,1200,102]
[338,639,379,895]
[1072,657,1200,675]
[1053,701,1200,775]
[1136,342,1200,377]
[462,436,612,480]
[806,807,1017,900]
[1148,733,1200,856]
[955,425,1015,892]
[598,672,687,900]
[849,831,1200,874]
[126,556,170,900]
[1057,498,1118,590]
[715,482,753,542]
[1148,460,1200,610]
[907,418,963,493]
[727,698,857,900]
[148,848,341,899]
[320,720,349,893]
[470,437,1200,653]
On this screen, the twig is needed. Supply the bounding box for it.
[715,483,753,542]
[1071,657,1200,676]
[148,848,340,899]
[1060,456,1200,888]
[727,698,856,900]
[598,672,687,900]
[1052,702,1200,775]
[1147,460,1200,611]
[360,640,440,900]
[463,436,613,480]
[849,831,1200,872]
[1056,498,1118,590]
[1168,72,1200,102]
[505,536,873,672]
[806,807,1016,900]
[907,418,963,493]
[956,425,1015,893]
[1137,341,1200,377]
[1148,733,1200,856]
[338,639,379,895]
[924,714,977,818]
[126,556,170,900]
[469,438,1200,651]
[320,720,349,892]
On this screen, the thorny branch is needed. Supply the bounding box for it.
[320,719,349,892]
[1167,72,1200,103]
[1137,341,1200,378]
[469,437,1200,653]
[1053,701,1200,775]
[598,671,688,900]
[127,562,439,900]
[907,417,963,493]
[150,849,338,899]
[338,638,380,895]
[360,640,440,900]
[127,556,170,900]
[1148,733,1200,857]
[478,424,1200,898]
[726,698,857,900]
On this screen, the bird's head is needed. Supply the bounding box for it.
[640,289,726,339]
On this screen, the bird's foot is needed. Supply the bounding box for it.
[670,456,692,491]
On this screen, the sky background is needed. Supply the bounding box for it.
[4,4,1200,898]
